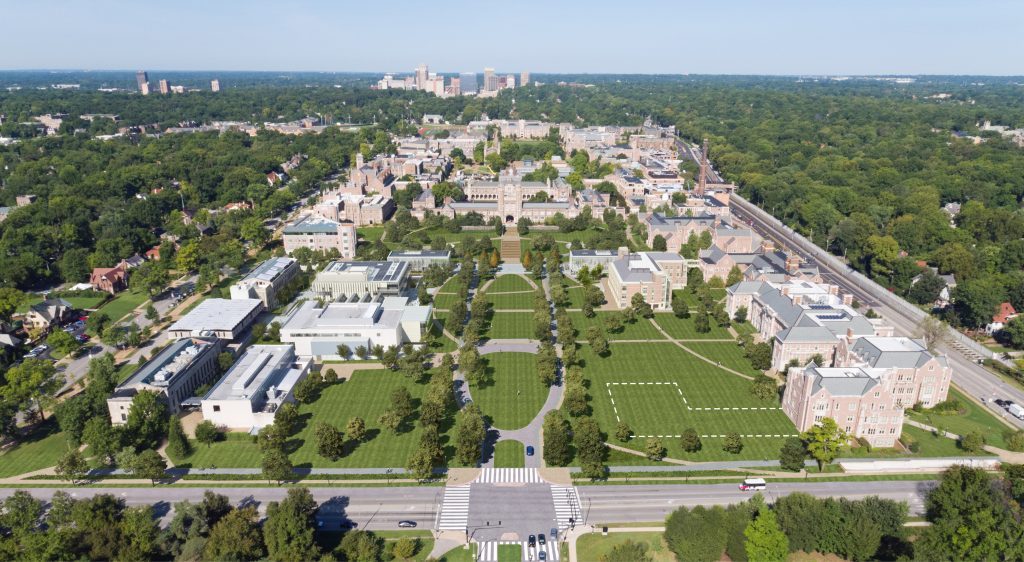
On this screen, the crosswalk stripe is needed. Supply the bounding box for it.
[437,484,471,531]
[476,467,543,484]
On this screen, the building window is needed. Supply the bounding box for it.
[213,405,221,412]
[121,414,126,421]
[849,403,856,411]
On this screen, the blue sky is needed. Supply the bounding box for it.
[3,0,1022,75]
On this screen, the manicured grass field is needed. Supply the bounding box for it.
[432,292,463,311]
[95,289,149,322]
[14,295,44,314]
[671,288,726,308]
[357,226,385,242]
[652,313,734,340]
[424,321,458,353]
[578,343,795,462]
[569,312,666,341]
[63,296,109,310]
[485,312,537,340]
[473,353,550,430]
[565,286,590,309]
[485,292,537,310]
[487,274,535,293]
[576,532,675,562]
[683,341,762,377]
[437,545,477,562]
[0,422,73,477]
[172,369,458,468]
[494,440,525,468]
[906,387,1013,449]
[733,321,757,336]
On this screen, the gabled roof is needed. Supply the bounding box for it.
[850,336,947,369]
[806,364,882,397]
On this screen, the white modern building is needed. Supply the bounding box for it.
[387,250,452,271]
[566,248,627,275]
[281,297,432,358]
[167,298,264,341]
[200,344,313,431]
[282,215,357,259]
[229,257,300,309]
[107,338,220,422]
[311,260,409,302]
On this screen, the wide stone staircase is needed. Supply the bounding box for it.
[500,231,521,263]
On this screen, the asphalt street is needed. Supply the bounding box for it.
[0,480,935,532]
[577,480,936,523]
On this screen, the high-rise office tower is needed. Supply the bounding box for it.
[520,71,530,87]
[136,70,149,95]
[140,82,150,96]
[459,72,478,95]
[483,67,497,92]
[506,74,516,88]
[211,79,221,92]
[447,77,461,96]
[159,79,170,95]
[415,64,428,89]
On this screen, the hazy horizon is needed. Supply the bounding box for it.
[3,0,1023,75]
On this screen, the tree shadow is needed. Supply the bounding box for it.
[293,412,314,434]
[480,429,500,465]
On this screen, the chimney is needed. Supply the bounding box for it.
[781,286,791,296]
[785,255,801,274]
[792,294,803,305]
[842,294,853,306]
[760,239,775,252]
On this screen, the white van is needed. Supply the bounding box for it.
[739,478,767,491]
[1009,403,1024,420]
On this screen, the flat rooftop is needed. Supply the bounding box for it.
[237,257,296,285]
[320,260,408,283]
[283,215,348,234]
[388,249,451,258]
[169,298,262,333]
[205,344,303,401]
[122,338,215,389]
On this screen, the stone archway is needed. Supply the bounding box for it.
[505,215,515,223]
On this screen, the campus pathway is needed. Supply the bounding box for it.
[647,318,755,381]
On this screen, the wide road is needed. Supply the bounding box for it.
[0,486,443,531]
[729,195,1024,430]
[579,480,935,523]
[1,480,934,529]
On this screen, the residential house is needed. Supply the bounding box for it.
[90,262,130,295]
[22,298,74,332]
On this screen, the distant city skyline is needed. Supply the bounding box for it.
[3,0,1024,75]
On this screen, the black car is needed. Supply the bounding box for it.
[398,520,417,528]
[538,534,546,546]
[528,535,536,548]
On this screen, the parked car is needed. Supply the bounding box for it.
[739,478,767,491]
[539,551,547,560]
[538,533,546,546]
[550,528,558,541]
[526,446,535,456]
[528,535,536,548]
[398,520,417,528]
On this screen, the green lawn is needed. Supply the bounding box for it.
[116,361,141,383]
[487,274,535,293]
[494,440,525,468]
[683,341,762,377]
[432,292,463,311]
[436,545,476,562]
[671,288,726,308]
[357,226,385,243]
[578,343,795,462]
[569,312,666,341]
[95,289,149,323]
[497,544,521,562]
[576,532,675,562]
[485,312,537,340]
[14,295,44,314]
[172,369,459,468]
[0,422,73,477]
[565,286,590,309]
[906,387,1013,449]
[63,296,109,310]
[473,353,550,430]
[485,291,537,310]
[733,322,757,336]
[652,313,734,340]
